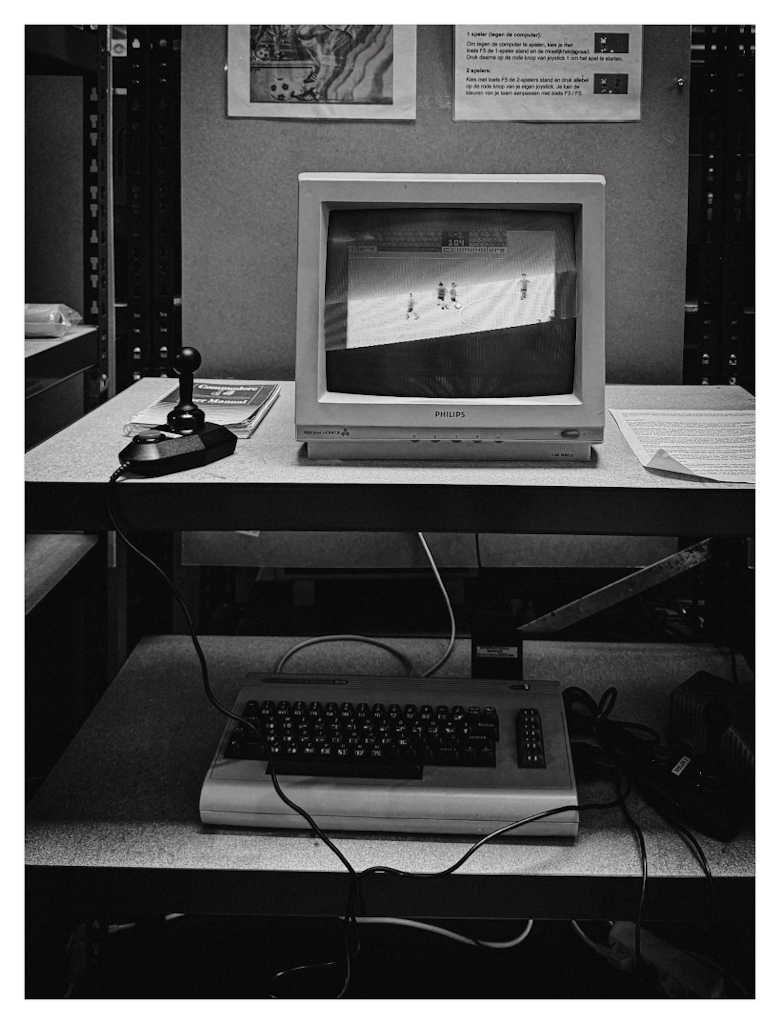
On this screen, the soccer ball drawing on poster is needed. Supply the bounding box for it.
[249,25,394,104]
[267,70,310,101]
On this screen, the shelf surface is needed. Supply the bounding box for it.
[25,380,755,535]
[26,636,754,921]
[25,532,98,613]
[25,325,98,358]
[25,326,99,400]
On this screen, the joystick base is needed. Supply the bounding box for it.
[119,422,238,477]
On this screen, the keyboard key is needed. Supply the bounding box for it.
[435,745,460,766]
[476,744,495,767]
[520,751,545,768]
[476,719,498,740]
[269,758,423,780]
[417,744,435,765]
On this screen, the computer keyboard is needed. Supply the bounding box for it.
[200,674,578,837]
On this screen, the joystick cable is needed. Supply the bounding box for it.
[107,469,359,865]
[108,465,363,995]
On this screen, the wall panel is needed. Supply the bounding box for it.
[181,25,691,384]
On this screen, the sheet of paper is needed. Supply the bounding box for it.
[453,25,642,121]
[610,409,755,484]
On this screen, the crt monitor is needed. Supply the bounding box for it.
[295,173,605,460]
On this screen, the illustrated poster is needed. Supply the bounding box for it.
[227,25,416,119]
[453,25,642,121]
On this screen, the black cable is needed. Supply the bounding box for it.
[614,778,648,971]
[562,686,659,974]
[361,783,632,880]
[659,815,733,990]
[562,684,739,983]
[269,871,362,999]
[563,685,661,769]
[667,819,713,889]
[108,470,351,860]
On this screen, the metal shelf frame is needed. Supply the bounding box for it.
[112,26,182,391]
[685,26,755,392]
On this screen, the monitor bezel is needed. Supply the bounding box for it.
[295,173,605,441]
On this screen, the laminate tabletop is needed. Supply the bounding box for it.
[25,382,754,535]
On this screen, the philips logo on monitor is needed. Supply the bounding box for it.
[434,411,466,418]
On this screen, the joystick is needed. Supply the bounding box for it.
[167,347,206,434]
[119,347,238,476]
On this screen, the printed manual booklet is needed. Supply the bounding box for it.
[124,380,281,439]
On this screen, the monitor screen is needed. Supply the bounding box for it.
[323,207,577,399]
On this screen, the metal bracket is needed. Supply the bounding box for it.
[519,539,712,636]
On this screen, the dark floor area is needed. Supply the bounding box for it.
[26,913,754,1000]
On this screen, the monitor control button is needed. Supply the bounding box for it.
[561,430,581,438]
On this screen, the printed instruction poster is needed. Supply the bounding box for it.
[453,26,642,121]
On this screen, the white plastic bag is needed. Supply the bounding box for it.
[25,303,84,338]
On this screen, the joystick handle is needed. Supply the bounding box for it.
[167,346,206,434]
